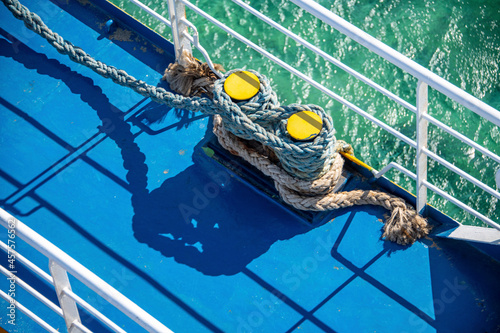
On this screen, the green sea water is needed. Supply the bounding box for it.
[111,0,500,227]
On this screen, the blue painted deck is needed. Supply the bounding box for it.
[1,0,500,332]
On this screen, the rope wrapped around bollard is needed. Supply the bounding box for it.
[2,0,430,245]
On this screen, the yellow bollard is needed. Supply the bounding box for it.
[224,71,260,101]
[286,111,323,141]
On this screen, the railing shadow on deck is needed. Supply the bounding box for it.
[0,30,223,332]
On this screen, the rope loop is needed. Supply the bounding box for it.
[274,104,337,179]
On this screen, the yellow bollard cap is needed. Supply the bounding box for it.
[224,71,260,101]
[287,111,323,141]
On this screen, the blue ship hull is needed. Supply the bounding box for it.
[0,0,499,332]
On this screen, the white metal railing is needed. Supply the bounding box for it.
[231,0,416,113]
[181,0,419,150]
[290,0,500,127]
[128,0,172,28]
[158,0,500,230]
[0,208,172,333]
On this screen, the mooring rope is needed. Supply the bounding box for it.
[2,0,430,244]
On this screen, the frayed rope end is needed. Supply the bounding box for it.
[382,206,431,245]
[163,51,224,98]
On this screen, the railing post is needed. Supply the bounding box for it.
[416,80,429,215]
[167,0,192,66]
[49,260,84,333]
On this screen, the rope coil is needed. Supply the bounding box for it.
[2,0,430,244]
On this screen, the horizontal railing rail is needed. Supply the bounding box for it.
[128,0,171,27]
[0,208,172,333]
[0,289,58,333]
[172,0,500,230]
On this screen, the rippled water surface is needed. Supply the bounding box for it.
[111,0,500,226]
